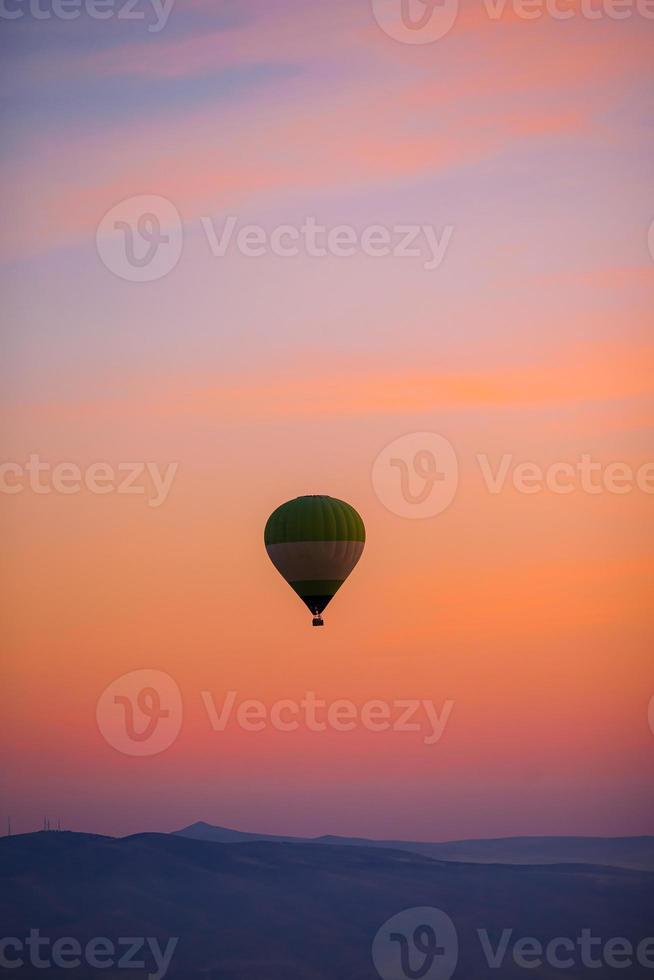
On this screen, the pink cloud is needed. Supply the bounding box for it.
[2,0,649,263]
[0,82,590,261]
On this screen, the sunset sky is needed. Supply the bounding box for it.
[2,0,653,840]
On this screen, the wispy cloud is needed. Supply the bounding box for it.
[13,341,653,423]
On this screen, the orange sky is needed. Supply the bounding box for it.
[1,0,653,839]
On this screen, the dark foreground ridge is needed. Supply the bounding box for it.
[2,830,653,979]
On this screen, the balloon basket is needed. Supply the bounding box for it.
[312,617,324,627]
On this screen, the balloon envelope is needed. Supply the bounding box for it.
[264,495,365,620]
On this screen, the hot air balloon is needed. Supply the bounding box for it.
[264,495,365,626]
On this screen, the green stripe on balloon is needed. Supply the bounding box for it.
[264,495,365,545]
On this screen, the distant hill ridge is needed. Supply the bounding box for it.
[2,830,653,979]
[174,821,654,870]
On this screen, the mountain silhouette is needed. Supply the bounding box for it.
[175,821,654,871]
[2,830,653,978]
